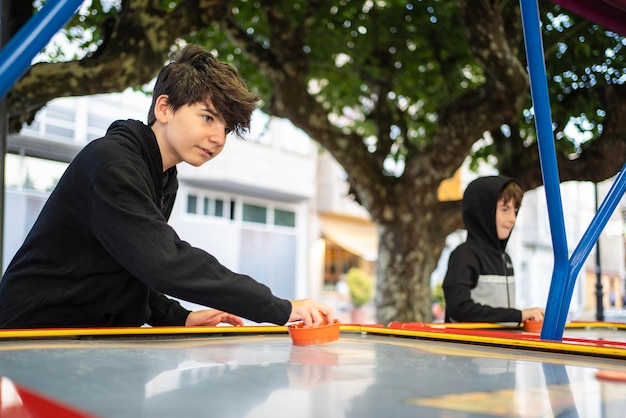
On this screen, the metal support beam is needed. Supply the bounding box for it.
[0,0,83,273]
[0,0,10,272]
[520,0,626,341]
[0,0,84,100]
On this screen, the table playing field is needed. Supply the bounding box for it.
[1,322,625,417]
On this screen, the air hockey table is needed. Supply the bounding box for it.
[1,321,626,418]
[1,0,626,416]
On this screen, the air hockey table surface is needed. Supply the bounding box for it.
[1,321,626,418]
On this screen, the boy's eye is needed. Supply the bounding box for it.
[203,115,213,122]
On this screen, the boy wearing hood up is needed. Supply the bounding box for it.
[0,44,333,329]
[442,176,544,324]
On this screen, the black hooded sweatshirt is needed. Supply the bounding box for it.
[0,120,291,328]
[442,175,521,324]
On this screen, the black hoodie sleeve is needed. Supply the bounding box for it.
[147,290,191,326]
[443,246,521,323]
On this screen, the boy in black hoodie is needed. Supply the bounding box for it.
[0,44,333,329]
[442,176,544,324]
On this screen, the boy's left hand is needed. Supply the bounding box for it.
[185,309,244,327]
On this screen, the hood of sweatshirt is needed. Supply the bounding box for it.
[462,175,517,252]
[105,119,178,198]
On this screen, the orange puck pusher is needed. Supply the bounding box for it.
[523,319,543,333]
[288,319,341,345]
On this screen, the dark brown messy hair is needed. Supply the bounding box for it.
[500,180,523,210]
[147,44,259,137]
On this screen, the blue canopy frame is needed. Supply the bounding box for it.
[0,0,624,341]
[0,0,83,100]
[520,0,626,340]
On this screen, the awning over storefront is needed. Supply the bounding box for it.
[319,213,378,261]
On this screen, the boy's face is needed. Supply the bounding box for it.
[495,198,518,240]
[154,95,230,170]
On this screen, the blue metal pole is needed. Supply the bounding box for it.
[0,0,84,100]
[548,165,626,339]
[519,0,570,341]
[568,166,626,285]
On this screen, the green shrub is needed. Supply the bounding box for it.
[346,267,374,308]
[432,282,445,307]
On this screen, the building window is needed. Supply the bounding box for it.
[44,124,74,141]
[242,203,267,224]
[87,114,112,131]
[47,106,75,122]
[186,195,198,214]
[274,208,296,227]
[185,192,234,220]
[322,240,375,290]
[215,199,224,217]
[185,193,296,229]
[229,200,236,220]
[323,241,359,287]
[203,197,210,215]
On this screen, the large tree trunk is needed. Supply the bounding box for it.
[373,197,460,325]
[376,223,438,324]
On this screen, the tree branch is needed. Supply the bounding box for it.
[7,0,229,132]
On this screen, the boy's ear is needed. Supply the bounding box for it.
[153,94,170,123]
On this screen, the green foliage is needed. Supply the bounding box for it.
[33,1,624,172]
[431,282,445,307]
[467,4,625,171]
[186,0,477,173]
[345,267,374,308]
[35,0,122,61]
[530,4,624,154]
